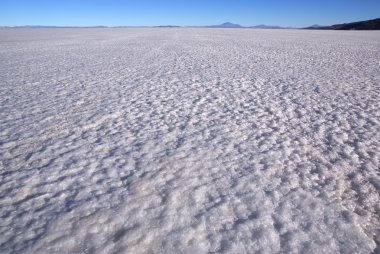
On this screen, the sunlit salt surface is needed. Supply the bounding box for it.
[0,28,379,253]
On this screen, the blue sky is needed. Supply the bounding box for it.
[1,0,379,27]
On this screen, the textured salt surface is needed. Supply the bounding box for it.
[0,28,379,253]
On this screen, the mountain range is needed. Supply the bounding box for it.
[2,18,379,30]
[205,22,288,29]
[0,22,290,29]
[304,17,380,30]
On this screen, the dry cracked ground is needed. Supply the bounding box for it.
[0,28,380,253]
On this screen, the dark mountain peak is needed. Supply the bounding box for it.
[305,17,380,30]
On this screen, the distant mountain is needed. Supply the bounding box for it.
[153,25,181,28]
[305,18,380,30]
[203,22,289,29]
[114,26,149,28]
[249,24,285,29]
[309,24,323,28]
[207,22,244,28]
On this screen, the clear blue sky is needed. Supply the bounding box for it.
[1,0,379,27]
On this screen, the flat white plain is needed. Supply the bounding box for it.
[0,28,379,253]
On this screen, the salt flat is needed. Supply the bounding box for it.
[0,28,379,253]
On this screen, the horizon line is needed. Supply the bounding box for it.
[2,17,379,29]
